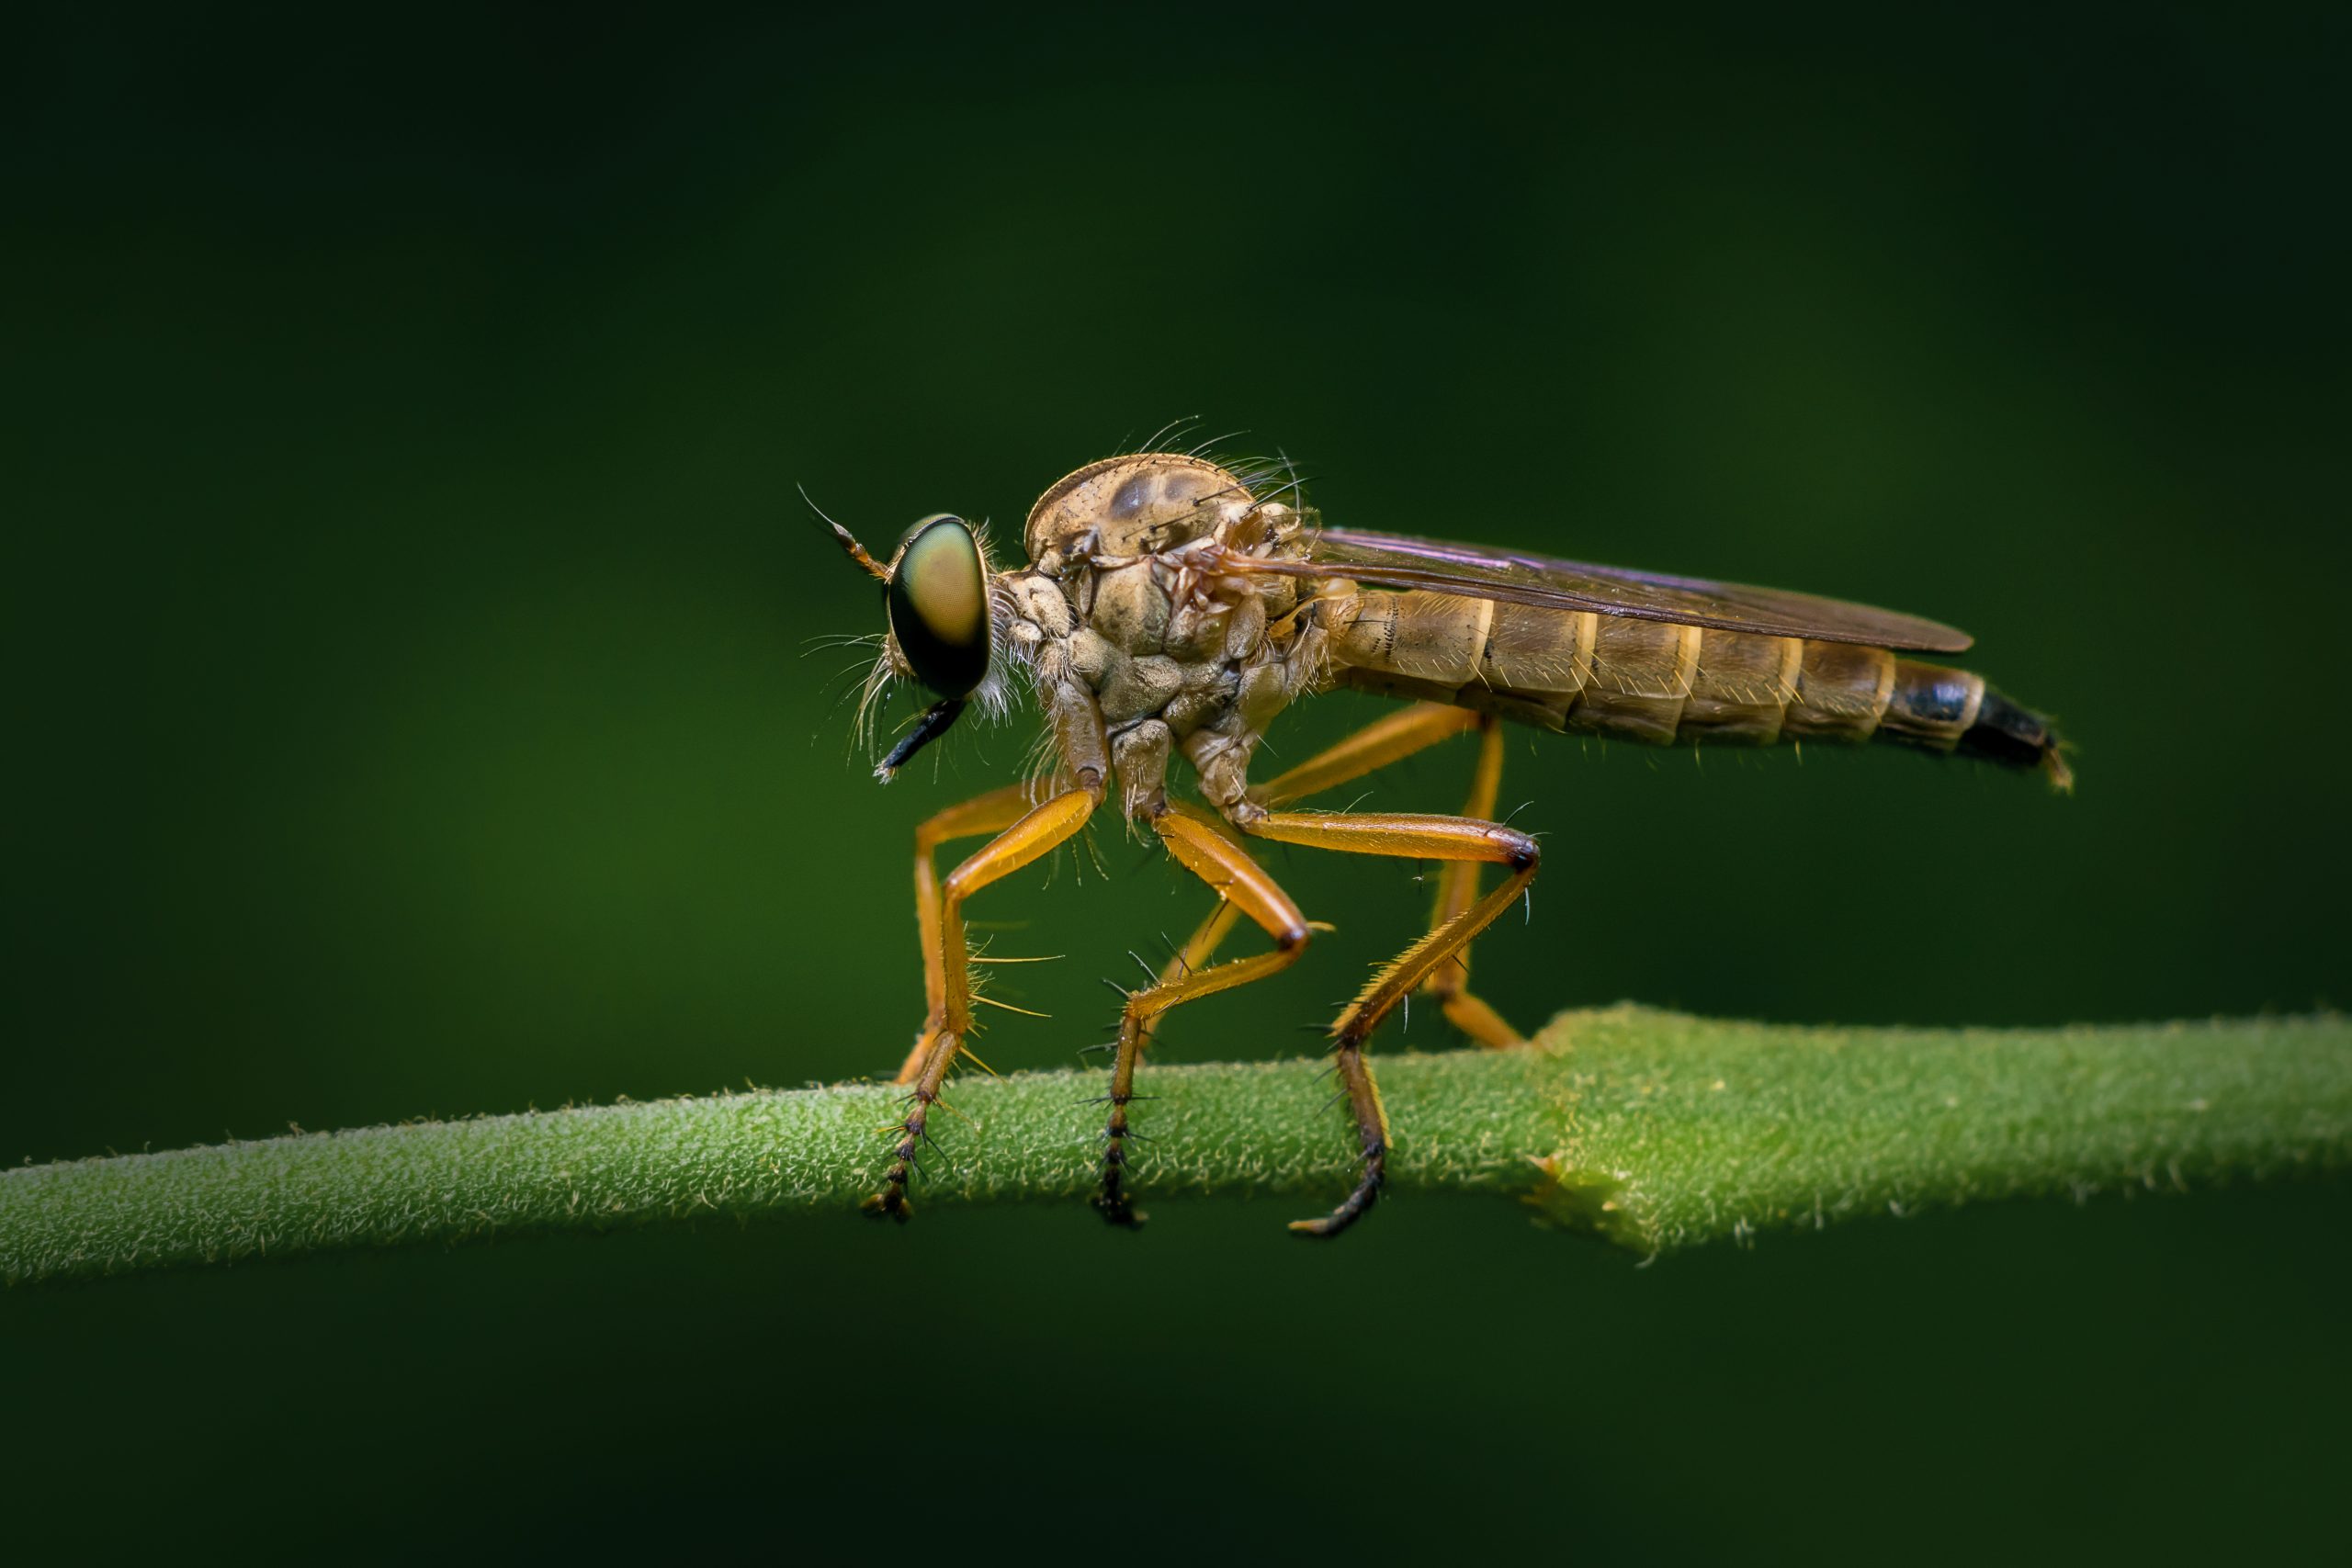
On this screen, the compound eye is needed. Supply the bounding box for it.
[887,514,989,697]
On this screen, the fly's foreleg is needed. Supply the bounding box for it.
[1418,717,1524,1048]
[1239,809,1542,1238]
[866,781,1101,1222]
[1096,802,1311,1229]
[901,784,1035,1082]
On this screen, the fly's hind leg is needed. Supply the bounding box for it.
[1248,702,1525,1048]
[1239,808,1541,1237]
[1095,802,1310,1228]
[1418,717,1525,1048]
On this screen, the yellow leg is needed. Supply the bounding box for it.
[1149,704,1526,1049]
[900,784,1035,1083]
[1419,717,1523,1048]
[868,782,1102,1221]
[1095,801,1312,1228]
[1134,898,1244,1055]
[1250,702,1480,808]
[1241,807,1542,1237]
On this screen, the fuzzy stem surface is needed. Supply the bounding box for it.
[6,1007,2346,1284]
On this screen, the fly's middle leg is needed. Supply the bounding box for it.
[1134,897,1244,1057]
[1094,802,1311,1228]
[1121,703,1484,1057]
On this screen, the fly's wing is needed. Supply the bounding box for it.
[1232,520,1973,653]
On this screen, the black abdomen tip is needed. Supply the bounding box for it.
[1961,688,2073,791]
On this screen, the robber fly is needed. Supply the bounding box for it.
[823,446,2069,1238]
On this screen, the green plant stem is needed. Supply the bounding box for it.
[6,1007,2347,1285]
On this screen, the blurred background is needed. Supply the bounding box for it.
[6,3,2346,1559]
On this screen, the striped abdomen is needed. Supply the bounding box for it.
[1320,589,2071,788]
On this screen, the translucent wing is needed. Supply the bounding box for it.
[1234,521,1973,653]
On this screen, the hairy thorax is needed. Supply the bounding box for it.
[1003,454,1323,822]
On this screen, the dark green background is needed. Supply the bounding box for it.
[8,5,2346,1560]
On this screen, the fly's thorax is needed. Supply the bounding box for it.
[1001,555,1315,820]
[1007,451,1326,821]
[1089,558,1174,657]
[1077,563,1246,738]
[1024,452,1255,567]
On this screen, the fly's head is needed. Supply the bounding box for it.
[821,505,1009,781]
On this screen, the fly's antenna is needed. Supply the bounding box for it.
[801,482,889,583]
